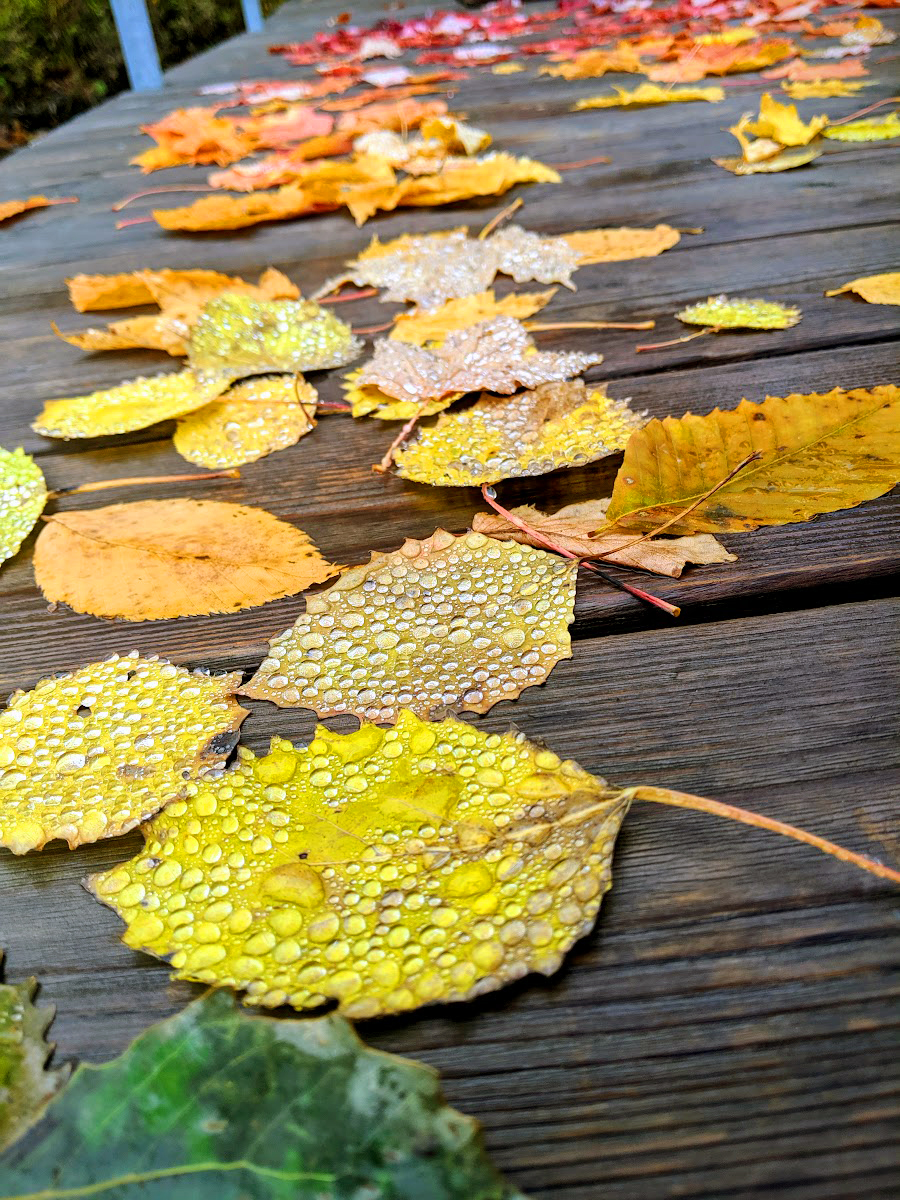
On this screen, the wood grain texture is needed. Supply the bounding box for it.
[0,0,897,1195]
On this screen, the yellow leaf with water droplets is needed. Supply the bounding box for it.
[391,290,557,345]
[173,376,317,468]
[823,112,900,142]
[32,370,229,440]
[0,447,46,567]
[89,710,630,1017]
[0,652,246,854]
[395,381,644,486]
[825,272,900,306]
[676,295,801,329]
[574,84,724,110]
[343,369,461,421]
[244,528,576,722]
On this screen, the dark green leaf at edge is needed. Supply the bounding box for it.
[0,990,527,1200]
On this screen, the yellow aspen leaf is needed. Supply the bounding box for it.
[540,44,643,79]
[676,295,802,329]
[390,289,558,344]
[741,93,828,146]
[604,385,900,535]
[32,369,229,440]
[343,370,462,421]
[823,112,900,141]
[419,115,492,155]
[781,80,872,99]
[32,498,339,621]
[244,529,576,721]
[574,84,724,109]
[352,317,603,411]
[714,144,821,174]
[394,381,643,486]
[173,376,317,468]
[188,295,362,384]
[89,710,629,1017]
[825,272,900,305]
[0,651,247,854]
[560,225,681,264]
[0,196,76,224]
[472,500,736,577]
[0,447,46,567]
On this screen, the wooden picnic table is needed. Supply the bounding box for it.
[0,1,897,1195]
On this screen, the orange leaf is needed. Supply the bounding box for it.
[132,107,258,172]
[248,106,334,151]
[0,195,77,224]
[762,58,868,81]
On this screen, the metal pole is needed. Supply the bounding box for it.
[109,0,163,92]
[241,0,265,33]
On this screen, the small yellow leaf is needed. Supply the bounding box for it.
[244,529,577,722]
[742,93,828,146]
[343,370,461,422]
[89,710,630,1016]
[389,289,557,344]
[419,115,492,155]
[173,376,317,468]
[781,80,872,99]
[561,225,681,264]
[714,145,821,174]
[54,314,190,357]
[676,295,801,329]
[0,447,46,567]
[823,112,900,142]
[492,62,524,74]
[33,499,339,621]
[825,272,900,306]
[0,651,246,854]
[574,84,724,110]
[32,370,229,440]
[395,381,643,486]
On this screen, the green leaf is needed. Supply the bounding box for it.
[0,991,525,1200]
[824,112,900,142]
[0,956,68,1152]
[0,448,46,568]
[675,295,801,330]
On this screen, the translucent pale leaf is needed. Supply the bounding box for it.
[0,652,246,854]
[824,112,900,141]
[33,499,339,621]
[395,381,643,486]
[0,448,46,567]
[390,289,557,344]
[344,370,462,421]
[574,84,724,109]
[244,529,577,722]
[605,386,900,534]
[174,376,317,468]
[676,295,802,329]
[0,961,68,1151]
[825,272,900,305]
[32,370,229,440]
[90,711,627,1018]
[714,145,821,174]
[188,295,361,383]
[0,991,524,1198]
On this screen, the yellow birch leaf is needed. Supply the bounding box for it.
[243,529,577,721]
[742,93,828,146]
[343,370,463,421]
[33,498,339,621]
[173,376,317,468]
[0,651,247,854]
[389,289,557,344]
[89,710,630,1017]
[32,369,229,440]
[714,145,822,174]
[560,225,681,263]
[394,381,643,486]
[605,385,900,534]
[676,295,801,329]
[472,501,736,577]
[574,84,724,109]
[781,80,872,99]
[823,112,900,142]
[0,447,46,567]
[825,272,900,306]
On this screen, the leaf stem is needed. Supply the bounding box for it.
[373,403,429,473]
[292,372,316,426]
[553,155,612,170]
[631,786,900,885]
[481,485,681,617]
[828,95,899,126]
[319,286,379,304]
[115,216,155,229]
[48,469,239,499]
[478,196,523,240]
[635,326,718,353]
[353,320,396,335]
[112,186,215,211]
[526,319,656,332]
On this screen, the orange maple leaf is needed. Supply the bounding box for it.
[132,107,258,172]
[762,58,869,81]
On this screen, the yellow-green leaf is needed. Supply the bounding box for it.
[0,959,68,1151]
[0,448,46,567]
[574,83,724,109]
[676,295,801,330]
[824,112,900,142]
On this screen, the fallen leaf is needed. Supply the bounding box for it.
[390,289,558,344]
[244,529,577,722]
[541,43,643,79]
[781,80,872,99]
[0,960,68,1151]
[604,385,900,534]
[188,295,362,383]
[741,93,828,146]
[353,317,603,415]
[559,225,682,264]
[0,196,76,225]
[32,369,228,440]
[823,112,900,141]
[33,499,339,621]
[54,313,191,356]
[173,375,317,468]
[132,107,257,171]
[66,271,162,312]
[419,114,493,155]
[825,272,900,305]
[207,134,356,189]
[714,144,822,173]
[0,651,246,853]
[493,62,524,74]
[472,500,736,577]
[90,711,625,1017]
[395,381,643,486]
[153,185,326,232]
[574,83,725,109]
[0,991,524,1198]
[762,58,868,81]
[249,105,334,150]
[646,38,795,82]
[676,295,802,329]
[334,96,449,134]
[0,447,46,567]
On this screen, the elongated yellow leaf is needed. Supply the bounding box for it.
[605,386,900,534]
[825,272,900,306]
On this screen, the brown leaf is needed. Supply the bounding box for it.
[473,501,737,577]
[33,499,339,621]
